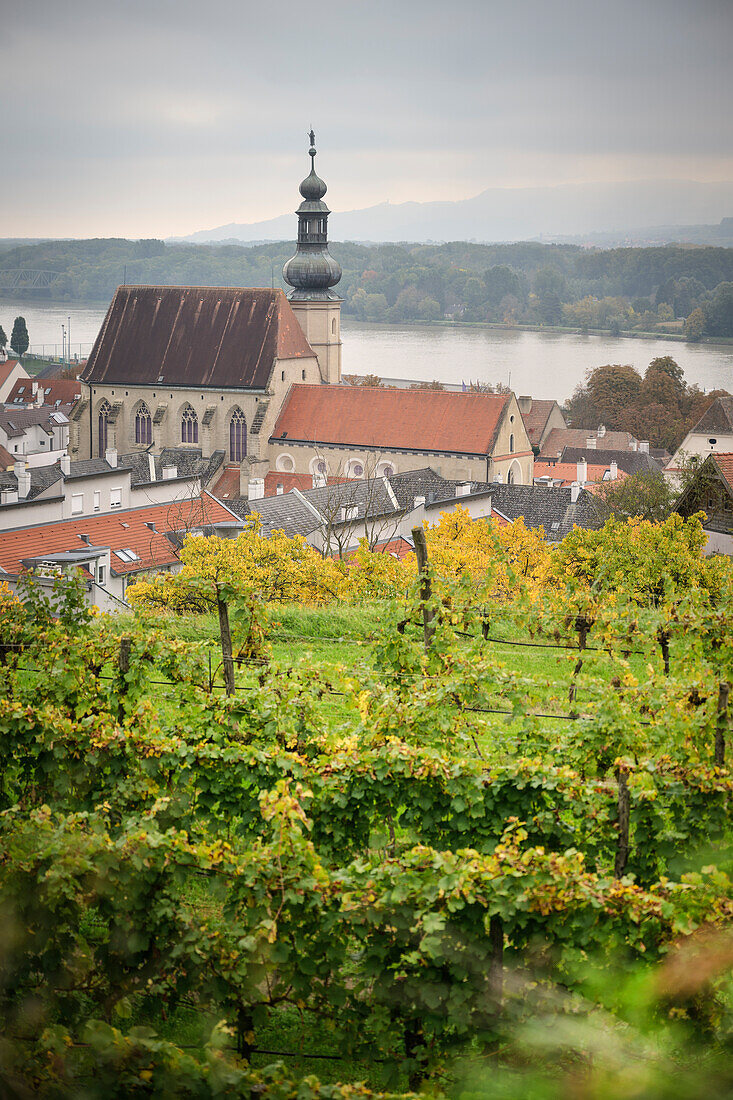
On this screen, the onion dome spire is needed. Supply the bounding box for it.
[283,130,342,301]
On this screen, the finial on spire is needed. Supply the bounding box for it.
[308,128,316,154]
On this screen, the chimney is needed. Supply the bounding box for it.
[413,495,426,508]
[610,460,618,480]
[0,488,18,505]
[162,464,177,480]
[597,424,606,438]
[517,395,532,414]
[639,441,649,454]
[147,452,157,482]
[577,458,588,484]
[312,473,327,488]
[455,483,472,498]
[570,481,580,503]
[105,447,117,468]
[248,477,265,501]
[60,453,71,475]
[15,460,31,499]
[586,437,597,450]
[276,483,284,495]
[631,439,638,452]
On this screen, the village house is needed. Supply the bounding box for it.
[0,447,222,532]
[0,357,30,404]
[674,451,733,556]
[666,396,733,484]
[0,492,242,611]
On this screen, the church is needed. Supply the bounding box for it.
[76,135,533,490]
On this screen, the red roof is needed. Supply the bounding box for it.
[271,385,511,455]
[0,359,21,386]
[6,377,81,406]
[0,493,238,577]
[533,459,628,486]
[212,465,241,499]
[713,453,733,490]
[82,286,315,391]
[520,399,558,446]
[540,427,639,457]
[0,444,14,469]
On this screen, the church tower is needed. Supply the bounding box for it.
[283,132,343,384]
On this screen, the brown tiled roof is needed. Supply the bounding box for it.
[271,385,511,456]
[0,493,238,577]
[520,399,558,446]
[0,444,14,468]
[540,427,639,457]
[7,378,81,405]
[689,396,733,434]
[81,286,315,391]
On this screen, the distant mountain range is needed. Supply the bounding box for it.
[172,180,733,247]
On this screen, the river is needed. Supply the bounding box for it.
[2,298,731,403]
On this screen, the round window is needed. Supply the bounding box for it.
[317,460,327,474]
[383,464,394,477]
[709,438,717,445]
[352,463,364,477]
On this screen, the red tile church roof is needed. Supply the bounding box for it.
[271,385,511,456]
[81,287,315,391]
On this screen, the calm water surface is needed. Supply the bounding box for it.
[3,299,731,403]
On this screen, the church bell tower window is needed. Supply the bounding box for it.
[181,404,198,444]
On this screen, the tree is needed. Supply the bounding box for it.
[703,282,733,337]
[684,307,706,342]
[10,317,29,358]
[0,325,6,349]
[592,471,675,523]
[566,364,642,429]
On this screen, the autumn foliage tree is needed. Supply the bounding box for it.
[566,357,730,451]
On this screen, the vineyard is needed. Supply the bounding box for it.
[0,510,732,1098]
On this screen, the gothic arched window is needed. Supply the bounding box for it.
[98,399,111,456]
[135,402,152,445]
[229,408,247,462]
[181,404,198,444]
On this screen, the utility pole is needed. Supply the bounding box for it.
[61,323,66,363]
[68,315,71,365]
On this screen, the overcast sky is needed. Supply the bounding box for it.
[4,0,732,238]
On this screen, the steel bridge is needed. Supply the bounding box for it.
[0,269,64,290]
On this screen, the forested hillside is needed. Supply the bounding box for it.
[2,238,733,336]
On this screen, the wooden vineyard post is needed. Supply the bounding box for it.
[216,586,236,696]
[412,525,435,651]
[489,914,504,1008]
[715,680,730,766]
[568,615,590,714]
[614,765,630,878]
[657,627,671,676]
[117,636,132,721]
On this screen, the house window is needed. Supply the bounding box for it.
[351,462,364,478]
[509,434,514,453]
[135,402,152,444]
[301,369,306,380]
[507,468,514,484]
[71,493,83,515]
[98,399,111,455]
[229,407,247,462]
[181,404,198,444]
[93,490,101,512]
[110,488,122,509]
[97,564,106,586]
